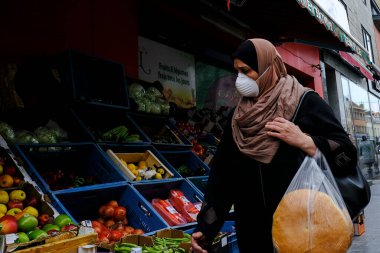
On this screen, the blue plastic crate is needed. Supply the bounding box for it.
[14,143,128,195]
[187,176,209,196]
[159,150,210,177]
[65,51,130,109]
[51,184,168,234]
[126,113,193,150]
[132,179,204,229]
[98,144,182,184]
[184,221,238,253]
[71,104,149,145]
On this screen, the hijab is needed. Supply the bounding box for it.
[231,38,308,164]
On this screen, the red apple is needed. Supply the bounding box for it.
[4,166,16,176]
[100,205,114,219]
[12,177,23,187]
[97,217,105,224]
[0,215,18,234]
[91,220,103,229]
[109,230,123,242]
[104,219,115,228]
[24,196,39,208]
[132,229,144,235]
[60,224,78,231]
[113,206,126,221]
[8,200,23,210]
[124,226,134,234]
[97,234,109,244]
[107,200,118,208]
[38,214,50,226]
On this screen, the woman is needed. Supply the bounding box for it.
[191,38,357,252]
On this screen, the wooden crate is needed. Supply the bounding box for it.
[13,233,97,253]
[106,149,174,181]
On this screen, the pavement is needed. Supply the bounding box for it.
[348,179,380,253]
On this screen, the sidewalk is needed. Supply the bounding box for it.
[348,180,380,252]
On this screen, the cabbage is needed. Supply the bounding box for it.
[146,87,163,98]
[15,130,39,144]
[0,122,15,142]
[129,83,146,99]
[150,103,161,114]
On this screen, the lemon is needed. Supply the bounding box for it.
[155,173,162,179]
[127,163,137,171]
[138,161,147,168]
[136,176,142,181]
[131,169,138,176]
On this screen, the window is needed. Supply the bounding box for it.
[362,27,374,63]
[372,3,379,15]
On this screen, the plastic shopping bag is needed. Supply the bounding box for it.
[272,150,354,253]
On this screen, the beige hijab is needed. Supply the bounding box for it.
[231,39,308,164]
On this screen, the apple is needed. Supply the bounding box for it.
[0,215,18,234]
[10,190,26,201]
[14,211,26,221]
[104,219,115,228]
[17,214,38,232]
[54,214,74,228]
[15,232,30,243]
[109,230,123,242]
[113,206,126,221]
[42,223,60,232]
[124,226,134,234]
[38,214,50,226]
[0,203,7,214]
[4,166,16,176]
[12,177,23,187]
[132,229,144,235]
[0,174,13,188]
[100,205,114,219]
[23,206,39,217]
[0,165,3,175]
[28,229,48,240]
[8,200,23,210]
[61,224,78,232]
[107,200,118,208]
[97,234,109,244]
[0,190,9,204]
[6,208,22,216]
[24,196,39,208]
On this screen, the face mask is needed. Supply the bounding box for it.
[235,67,271,97]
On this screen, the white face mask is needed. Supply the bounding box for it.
[235,73,259,97]
[235,67,270,97]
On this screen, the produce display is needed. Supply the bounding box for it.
[0,147,25,189]
[100,125,142,143]
[91,200,144,244]
[129,82,170,115]
[113,236,190,253]
[151,189,201,226]
[0,120,68,144]
[41,169,98,190]
[272,189,353,253]
[106,149,174,181]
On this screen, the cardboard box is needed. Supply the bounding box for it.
[106,149,174,181]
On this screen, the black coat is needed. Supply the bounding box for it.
[196,91,357,252]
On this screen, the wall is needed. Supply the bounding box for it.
[0,0,138,78]
[276,43,323,97]
[374,26,380,64]
[343,0,378,65]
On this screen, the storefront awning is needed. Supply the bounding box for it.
[339,52,373,80]
[224,0,371,64]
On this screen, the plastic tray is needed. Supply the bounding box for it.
[98,144,181,184]
[159,150,210,177]
[71,104,149,145]
[132,179,204,229]
[126,113,192,150]
[51,184,168,234]
[63,51,130,109]
[14,143,128,195]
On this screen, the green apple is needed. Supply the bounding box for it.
[17,214,38,232]
[42,223,60,232]
[28,229,48,240]
[54,214,74,228]
[15,232,29,243]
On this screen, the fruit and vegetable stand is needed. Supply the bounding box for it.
[0,52,238,253]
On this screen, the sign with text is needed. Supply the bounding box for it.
[138,37,196,109]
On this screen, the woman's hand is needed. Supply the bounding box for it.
[265,117,317,156]
[191,232,208,253]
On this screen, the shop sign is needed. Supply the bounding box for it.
[296,0,370,64]
[138,36,196,109]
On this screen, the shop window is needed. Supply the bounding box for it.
[362,27,374,63]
